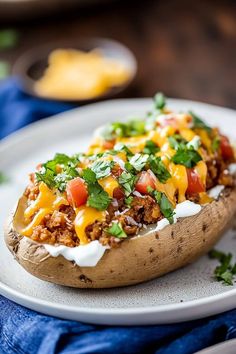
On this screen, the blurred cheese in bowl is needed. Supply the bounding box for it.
[34,49,131,100]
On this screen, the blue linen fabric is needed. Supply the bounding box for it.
[1,77,236,354]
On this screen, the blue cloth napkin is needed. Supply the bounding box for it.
[1,78,236,354]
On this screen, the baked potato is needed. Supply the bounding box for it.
[4,94,236,288]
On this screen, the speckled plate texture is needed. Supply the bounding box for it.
[1,98,236,325]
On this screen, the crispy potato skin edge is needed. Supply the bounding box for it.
[4,188,236,288]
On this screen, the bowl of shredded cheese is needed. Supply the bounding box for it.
[12,38,137,102]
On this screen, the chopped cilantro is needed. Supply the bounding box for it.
[35,153,80,191]
[209,249,236,285]
[212,136,220,152]
[153,191,175,224]
[118,171,137,196]
[0,171,9,184]
[129,153,149,171]
[143,140,160,154]
[91,160,114,179]
[110,119,146,138]
[190,111,212,133]
[148,155,171,183]
[125,195,134,206]
[171,146,202,168]
[154,92,166,110]
[82,168,111,210]
[82,168,97,184]
[107,222,127,239]
[168,135,187,149]
[114,143,133,156]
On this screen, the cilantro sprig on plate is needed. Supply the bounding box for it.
[209,249,236,285]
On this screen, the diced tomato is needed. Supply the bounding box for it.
[186,169,205,195]
[220,135,234,160]
[102,140,115,150]
[135,170,157,194]
[113,187,125,200]
[66,177,88,207]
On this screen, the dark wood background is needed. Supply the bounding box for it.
[1,0,236,108]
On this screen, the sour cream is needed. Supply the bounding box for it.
[44,240,109,267]
[229,163,236,175]
[208,185,224,199]
[155,200,201,231]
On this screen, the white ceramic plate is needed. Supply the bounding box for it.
[1,98,236,326]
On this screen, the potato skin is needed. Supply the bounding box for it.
[4,188,236,288]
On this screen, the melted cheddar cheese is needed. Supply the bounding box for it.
[74,206,106,245]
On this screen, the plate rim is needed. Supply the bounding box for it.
[1,97,236,324]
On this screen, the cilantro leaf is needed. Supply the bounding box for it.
[209,249,236,285]
[154,92,166,110]
[148,155,171,183]
[91,160,114,179]
[114,143,134,156]
[143,140,160,154]
[118,171,137,196]
[129,153,149,171]
[82,168,97,184]
[110,119,146,138]
[212,136,220,152]
[107,222,127,239]
[153,191,175,224]
[190,111,212,133]
[168,135,187,149]
[171,146,202,168]
[87,183,111,210]
[125,196,134,206]
[35,153,80,191]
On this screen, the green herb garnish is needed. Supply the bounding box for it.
[190,111,212,133]
[110,119,146,138]
[168,135,187,149]
[154,92,166,110]
[148,155,171,183]
[82,168,111,210]
[91,160,114,179]
[125,195,134,207]
[129,153,149,171]
[114,143,134,156]
[35,153,80,191]
[118,171,137,196]
[171,146,202,168]
[107,222,127,239]
[212,136,220,152]
[143,140,160,154]
[209,249,236,285]
[153,191,175,224]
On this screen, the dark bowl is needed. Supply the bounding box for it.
[12,37,137,103]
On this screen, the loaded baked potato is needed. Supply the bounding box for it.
[5,94,236,288]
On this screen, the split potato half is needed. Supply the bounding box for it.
[4,188,236,288]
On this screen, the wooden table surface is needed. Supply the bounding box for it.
[1,0,236,108]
